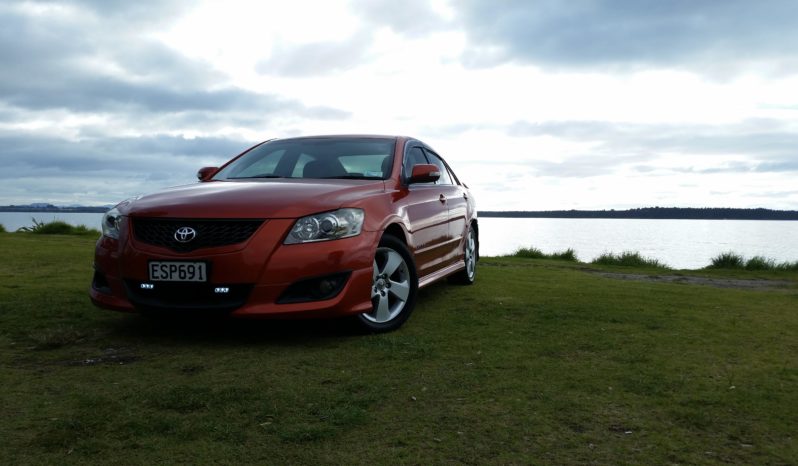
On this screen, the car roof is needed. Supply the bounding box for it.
[268,134,406,142]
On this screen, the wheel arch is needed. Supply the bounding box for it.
[382,222,409,245]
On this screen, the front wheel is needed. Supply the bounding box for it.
[450,226,477,285]
[355,235,418,333]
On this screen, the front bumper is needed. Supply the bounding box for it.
[89,218,377,318]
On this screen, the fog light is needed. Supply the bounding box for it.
[277,272,351,304]
[319,279,335,295]
[140,283,155,290]
[92,270,112,294]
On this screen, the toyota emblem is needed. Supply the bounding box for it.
[174,226,197,243]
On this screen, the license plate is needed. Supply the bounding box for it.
[149,261,208,282]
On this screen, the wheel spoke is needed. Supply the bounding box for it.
[389,279,410,301]
[373,259,379,281]
[374,294,391,322]
[383,251,403,277]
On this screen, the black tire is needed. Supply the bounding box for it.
[355,235,418,333]
[450,225,477,285]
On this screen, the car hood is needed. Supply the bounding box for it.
[123,179,386,219]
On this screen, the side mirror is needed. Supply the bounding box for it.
[197,166,218,181]
[408,164,440,184]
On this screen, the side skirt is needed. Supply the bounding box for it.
[418,261,465,289]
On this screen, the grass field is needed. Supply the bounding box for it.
[1,233,797,465]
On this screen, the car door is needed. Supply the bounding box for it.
[401,144,451,277]
[424,149,468,265]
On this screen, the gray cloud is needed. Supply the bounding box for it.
[351,0,450,37]
[0,132,256,204]
[0,0,351,204]
[429,119,798,179]
[0,2,348,117]
[508,119,798,174]
[1,132,251,174]
[532,153,649,178]
[458,0,798,74]
[256,0,450,77]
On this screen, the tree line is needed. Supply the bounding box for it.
[480,207,798,220]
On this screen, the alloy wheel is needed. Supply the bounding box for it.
[363,247,411,323]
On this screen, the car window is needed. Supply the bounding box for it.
[339,154,392,178]
[222,149,286,178]
[290,153,313,178]
[403,146,428,180]
[213,138,396,180]
[424,151,453,185]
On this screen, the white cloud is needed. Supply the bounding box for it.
[0,0,796,211]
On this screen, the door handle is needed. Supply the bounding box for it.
[463,193,468,200]
[439,194,446,203]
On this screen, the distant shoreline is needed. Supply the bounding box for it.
[0,206,109,213]
[2,206,797,220]
[481,207,798,220]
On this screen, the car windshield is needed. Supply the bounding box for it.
[214,138,396,181]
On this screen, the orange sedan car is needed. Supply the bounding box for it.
[90,135,478,331]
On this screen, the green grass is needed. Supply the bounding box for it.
[511,246,578,262]
[16,219,100,236]
[709,252,745,269]
[708,251,798,271]
[1,234,797,465]
[591,251,670,269]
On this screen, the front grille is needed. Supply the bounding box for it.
[132,218,263,253]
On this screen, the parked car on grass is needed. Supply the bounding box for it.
[90,135,478,332]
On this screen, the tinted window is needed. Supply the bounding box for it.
[403,146,429,179]
[340,154,391,178]
[425,151,453,185]
[225,149,286,178]
[290,153,313,178]
[213,138,396,180]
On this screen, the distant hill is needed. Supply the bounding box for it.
[0,204,110,213]
[481,207,798,220]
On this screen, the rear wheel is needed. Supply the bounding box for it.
[450,226,477,285]
[356,235,418,332]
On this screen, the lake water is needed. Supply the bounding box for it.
[1,212,796,269]
[479,217,798,269]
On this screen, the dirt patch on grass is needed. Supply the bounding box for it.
[61,347,141,366]
[588,271,795,290]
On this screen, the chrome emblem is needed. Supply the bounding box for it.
[174,226,197,243]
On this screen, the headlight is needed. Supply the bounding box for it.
[284,208,364,244]
[101,207,122,239]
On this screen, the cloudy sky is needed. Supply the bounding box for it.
[1,0,797,210]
